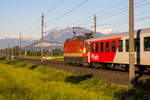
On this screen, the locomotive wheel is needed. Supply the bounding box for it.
[82,62,90,67]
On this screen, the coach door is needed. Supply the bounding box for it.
[87,43,91,63]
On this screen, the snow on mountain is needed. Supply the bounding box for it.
[24,26,100,50]
[97,28,118,35]
[44,26,103,44]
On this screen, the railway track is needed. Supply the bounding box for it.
[22,58,150,75]
[20,58,150,92]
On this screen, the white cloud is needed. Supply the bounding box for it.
[35,42,63,47]
[97,28,118,35]
[0,34,39,40]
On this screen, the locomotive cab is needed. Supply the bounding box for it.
[64,32,93,66]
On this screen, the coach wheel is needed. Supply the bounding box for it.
[124,65,129,71]
[82,62,90,67]
[94,63,101,69]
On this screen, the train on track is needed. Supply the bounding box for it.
[64,28,150,70]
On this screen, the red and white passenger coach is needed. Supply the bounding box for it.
[64,28,150,69]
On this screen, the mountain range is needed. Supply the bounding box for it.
[0,27,117,50]
[43,26,103,44]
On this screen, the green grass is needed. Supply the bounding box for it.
[51,56,64,61]
[0,60,149,100]
[23,56,41,60]
[23,56,64,61]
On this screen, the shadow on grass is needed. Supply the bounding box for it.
[30,64,39,70]
[114,68,150,100]
[114,88,150,100]
[133,66,150,92]
[65,74,93,84]
[0,57,6,60]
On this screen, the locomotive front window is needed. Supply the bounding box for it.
[106,42,109,52]
[126,39,129,52]
[118,40,123,52]
[91,43,94,53]
[95,43,98,53]
[100,42,104,52]
[112,41,116,52]
[144,36,150,51]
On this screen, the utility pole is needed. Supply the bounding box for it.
[94,14,97,37]
[41,13,44,63]
[129,0,135,88]
[50,34,53,58]
[34,40,36,56]
[11,40,14,60]
[19,33,22,60]
[7,36,10,59]
[7,42,9,59]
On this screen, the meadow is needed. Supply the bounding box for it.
[0,59,149,100]
[23,56,64,61]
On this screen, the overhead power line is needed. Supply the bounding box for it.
[45,0,65,17]
[96,0,126,14]
[46,0,89,25]
[97,0,147,17]
[97,0,150,21]
[67,0,126,27]
[72,0,147,27]
[22,0,65,34]
[93,14,150,28]
[22,18,40,33]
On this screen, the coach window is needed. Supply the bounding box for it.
[91,43,94,53]
[118,40,123,52]
[95,43,98,53]
[112,41,116,52]
[126,39,129,52]
[144,36,150,51]
[106,42,109,52]
[100,42,104,52]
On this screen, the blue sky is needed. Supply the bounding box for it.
[0,0,150,38]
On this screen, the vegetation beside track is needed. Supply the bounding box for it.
[23,56,64,61]
[23,56,41,60]
[0,59,149,100]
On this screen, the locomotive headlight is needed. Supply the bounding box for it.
[83,48,86,53]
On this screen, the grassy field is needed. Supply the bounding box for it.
[23,56,64,61]
[23,56,41,60]
[0,59,149,100]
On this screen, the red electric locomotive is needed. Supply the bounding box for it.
[64,33,93,66]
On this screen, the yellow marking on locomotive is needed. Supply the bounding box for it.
[83,48,86,53]
[64,53,83,57]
